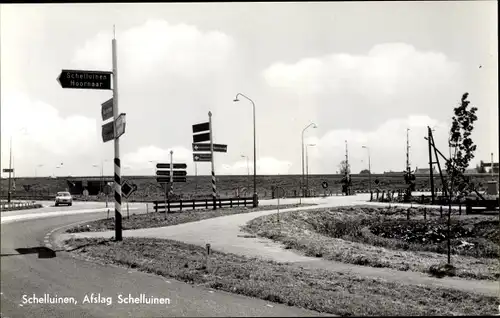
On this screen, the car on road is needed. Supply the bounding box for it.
[55,191,73,206]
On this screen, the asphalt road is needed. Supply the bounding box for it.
[1,205,327,317]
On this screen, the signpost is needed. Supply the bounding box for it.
[156,159,187,210]
[121,180,137,219]
[156,163,187,169]
[57,70,112,90]
[193,153,212,162]
[322,181,329,197]
[191,113,228,209]
[3,168,14,173]
[156,170,187,176]
[57,27,124,241]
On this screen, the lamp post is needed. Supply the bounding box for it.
[241,155,250,192]
[234,93,258,207]
[306,144,316,197]
[301,123,317,202]
[362,146,372,194]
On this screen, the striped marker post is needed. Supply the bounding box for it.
[112,30,122,241]
[209,111,217,210]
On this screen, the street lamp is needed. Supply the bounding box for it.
[301,123,317,201]
[306,144,316,196]
[234,93,258,207]
[362,145,372,194]
[241,154,250,192]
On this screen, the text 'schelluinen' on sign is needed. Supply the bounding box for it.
[57,70,112,90]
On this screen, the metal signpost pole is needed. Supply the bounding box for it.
[209,111,217,210]
[7,137,12,203]
[170,150,173,199]
[112,28,122,241]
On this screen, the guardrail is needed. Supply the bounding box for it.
[0,200,40,211]
[154,197,255,213]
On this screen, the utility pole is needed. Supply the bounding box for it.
[406,128,411,175]
[428,127,435,204]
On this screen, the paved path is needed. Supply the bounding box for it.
[58,194,499,297]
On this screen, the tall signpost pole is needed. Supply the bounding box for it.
[112,28,122,241]
[209,111,217,210]
[428,127,435,204]
[170,151,174,199]
[7,137,12,203]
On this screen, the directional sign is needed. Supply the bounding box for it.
[193,153,212,162]
[121,180,137,199]
[2,168,14,173]
[192,122,210,134]
[115,113,126,139]
[102,121,114,143]
[193,132,210,143]
[157,177,186,183]
[101,98,113,121]
[57,70,112,90]
[322,181,329,189]
[192,143,227,153]
[156,170,187,176]
[156,163,187,169]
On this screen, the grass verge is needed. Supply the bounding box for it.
[243,206,499,280]
[64,237,497,316]
[66,203,315,233]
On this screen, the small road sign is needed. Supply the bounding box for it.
[275,187,285,198]
[156,163,187,169]
[156,170,187,176]
[114,113,126,138]
[192,143,227,152]
[103,184,112,195]
[121,180,137,199]
[102,121,114,142]
[23,184,31,192]
[193,153,212,162]
[156,177,186,183]
[2,168,14,173]
[322,181,329,189]
[101,98,113,121]
[192,122,210,133]
[193,132,210,143]
[374,179,380,185]
[57,69,112,90]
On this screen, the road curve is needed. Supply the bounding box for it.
[1,208,327,317]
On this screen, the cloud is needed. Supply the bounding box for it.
[307,114,453,174]
[0,92,97,173]
[71,20,234,82]
[122,145,192,172]
[220,157,293,175]
[262,43,465,131]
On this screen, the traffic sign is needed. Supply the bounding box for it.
[101,98,113,121]
[193,132,210,143]
[156,177,186,183]
[156,163,187,169]
[193,153,212,162]
[156,170,187,176]
[121,180,137,199]
[114,113,126,138]
[23,184,31,192]
[2,168,14,173]
[275,187,285,198]
[57,69,112,90]
[192,122,210,134]
[192,143,227,152]
[102,121,114,142]
[375,179,380,185]
[103,184,112,195]
[322,181,329,189]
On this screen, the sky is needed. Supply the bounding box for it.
[1,2,498,177]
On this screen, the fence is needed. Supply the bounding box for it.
[154,197,254,213]
[0,200,40,211]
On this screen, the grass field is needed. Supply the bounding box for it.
[65,203,316,233]
[243,206,500,280]
[64,237,498,316]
